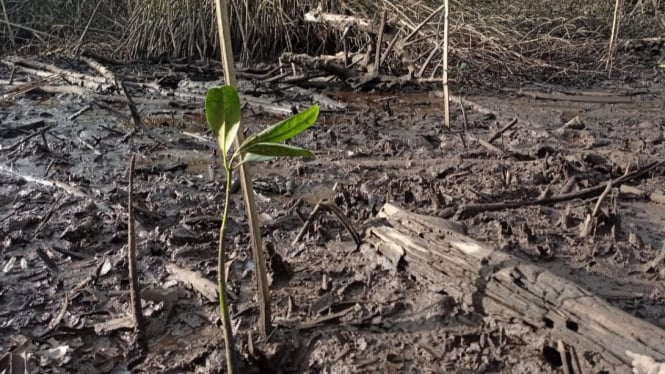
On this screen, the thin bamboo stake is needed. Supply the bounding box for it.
[606,0,624,75]
[442,0,450,129]
[213,0,272,342]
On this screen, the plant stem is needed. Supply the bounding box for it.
[214,0,272,337]
[218,167,237,374]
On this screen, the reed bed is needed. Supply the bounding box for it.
[1,0,663,80]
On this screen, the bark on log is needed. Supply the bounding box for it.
[280,52,358,81]
[304,9,395,35]
[364,203,665,373]
[2,56,113,92]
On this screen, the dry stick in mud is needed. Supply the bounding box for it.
[365,203,665,372]
[120,80,142,129]
[293,199,361,247]
[457,161,664,219]
[474,118,528,160]
[581,180,616,238]
[486,118,518,144]
[8,64,15,83]
[476,137,505,156]
[373,10,387,73]
[442,0,450,129]
[118,81,168,144]
[505,88,638,104]
[68,104,92,121]
[0,124,54,153]
[457,96,468,148]
[30,194,62,241]
[127,155,145,342]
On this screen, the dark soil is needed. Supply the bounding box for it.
[1,59,664,373]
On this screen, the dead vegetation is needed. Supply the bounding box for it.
[1,0,664,82]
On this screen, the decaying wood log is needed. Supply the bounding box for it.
[363,203,665,373]
[2,56,113,92]
[304,8,395,35]
[280,52,358,81]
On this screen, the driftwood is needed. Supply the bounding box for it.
[364,203,665,373]
[2,56,113,92]
[304,8,395,35]
[280,52,358,81]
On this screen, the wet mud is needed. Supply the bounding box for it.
[1,61,665,373]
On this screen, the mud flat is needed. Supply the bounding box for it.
[1,57,664,372]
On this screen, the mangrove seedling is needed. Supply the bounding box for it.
[205,85,319,373]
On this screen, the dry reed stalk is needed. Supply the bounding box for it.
[607,0,624,75]
[4,0,665,82]
[442,0,449,129]
[1,0,14,48]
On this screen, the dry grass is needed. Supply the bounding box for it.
[117,0,380,63]
[0,0,126,51]
[1,0,664,81]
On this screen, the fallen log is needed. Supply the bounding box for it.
[1,56,113,92]
[304,8,395,35]
[280,52,358,81]
[363,203,665,374]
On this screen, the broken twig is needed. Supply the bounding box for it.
[293,199,361,247]
[127,155,145,339]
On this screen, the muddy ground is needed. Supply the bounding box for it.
[1,59,664,373]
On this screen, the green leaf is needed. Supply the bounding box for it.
[249,105,319,146]
[242,153,277,164]
[245,142,315,159]
[205,86,241,155]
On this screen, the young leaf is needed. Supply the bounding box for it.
[236,148,314,167]
[205,86,241,155]
[248,105,319,147]
[245,142,315,159]
[241,153,277,164]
